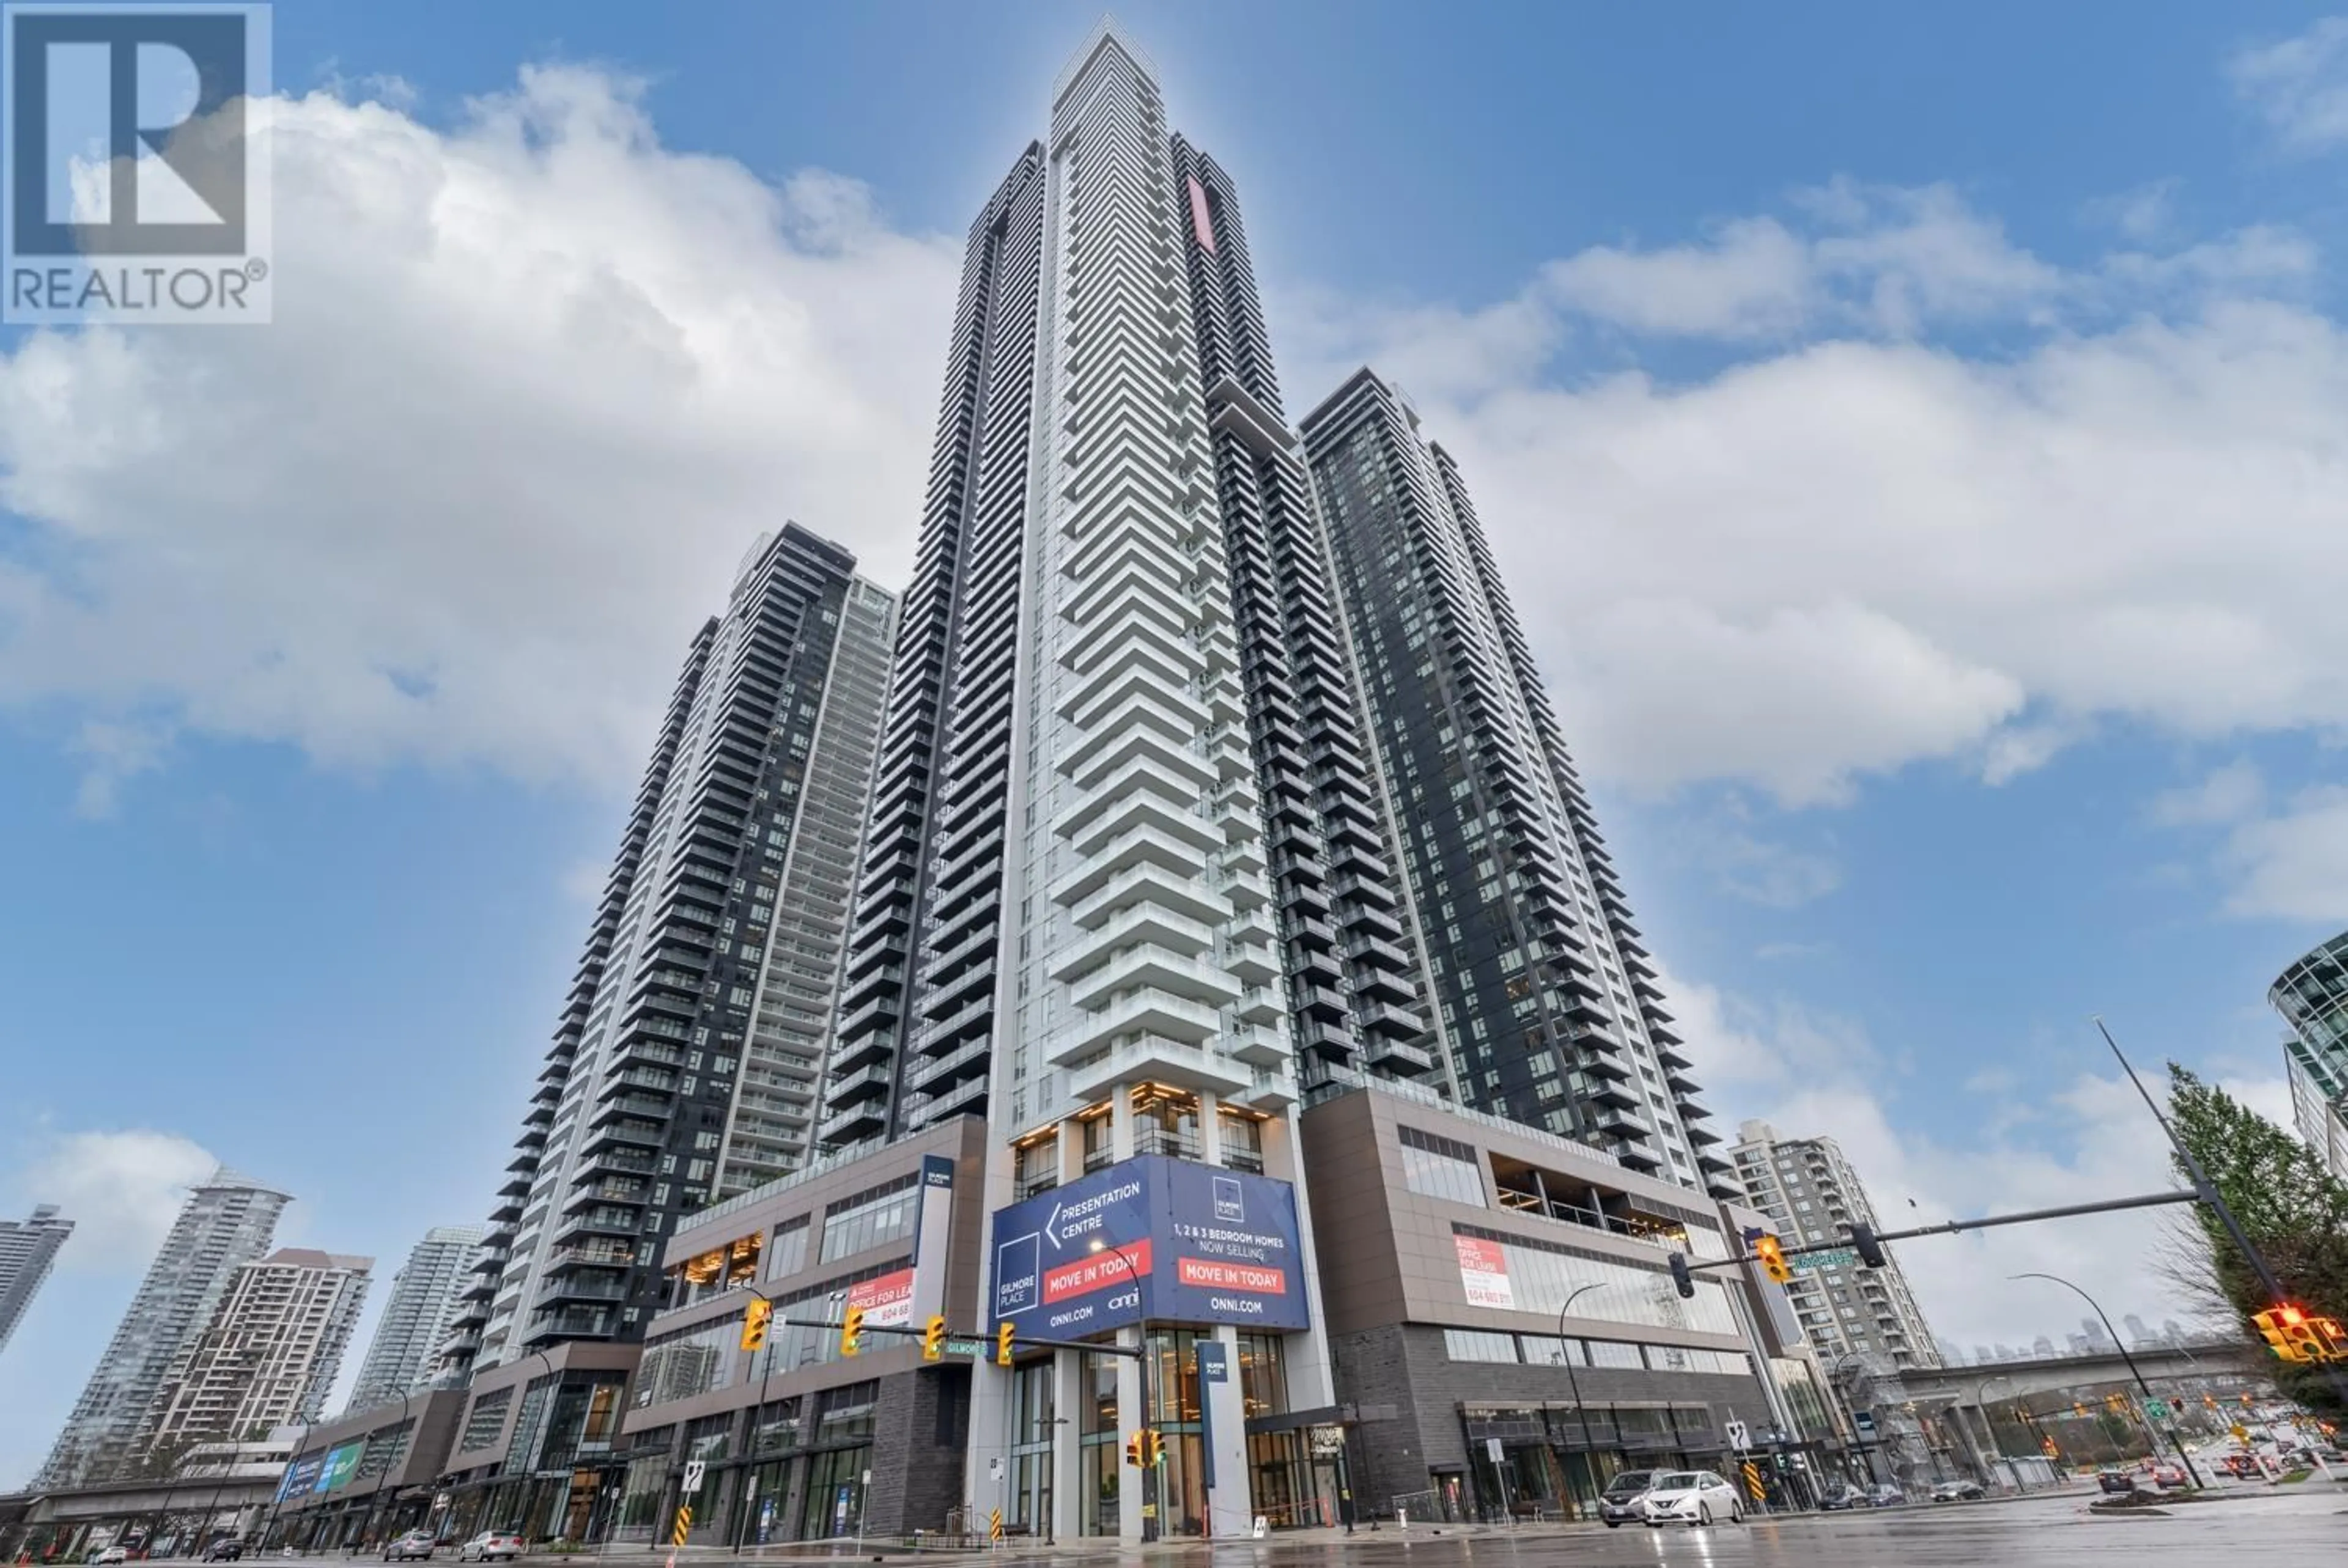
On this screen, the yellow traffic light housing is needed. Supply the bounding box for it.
[2254,1306,2311,1363]
[739,1296,773,1353]
[1124,1433,1142,1468]
[840,1304,866,1358]
[1754,1234,1793,1285]
[922,1314,947,1362]
[996,1321,1016,1366]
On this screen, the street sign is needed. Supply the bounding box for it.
[681,1460,706,1494]
[1725,1419,1750,1451]
[1790,1248,1858,1273]
[1485,1437,1504,1464]
[946,1336,986,1358]
[2144,1399,2171,1422]
[989,1457,1004,1481]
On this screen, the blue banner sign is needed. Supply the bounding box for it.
[988,1156,1309,1335]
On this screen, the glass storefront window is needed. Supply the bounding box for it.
[1458,1226,1738,1335]
[1218,1109,1264,1172]
[1081,1111,1114,1172]
[1014,1136,1060,1199]
[767,1218,809,1279]
[1400,1127,1486,1205]
[1236,1333,1286,1417]
[819,1177,919,1262]
[1131,1086,1200,1160]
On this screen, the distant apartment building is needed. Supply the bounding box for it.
[146,1248,372,1448]
[345,1226,483,1414]
[1728,1122,1940,1371]
[38,1169,290,1485]
[2271,930,2348,1181]
[442,526,896,1388]
[0,1204,74,1358]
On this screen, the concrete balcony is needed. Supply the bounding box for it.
[1224,1021,1290,1066]
[1051,902,1217,982]
[1049,987,1222,1066]
[1069,947,1242,1013]
[1047,824,1210,906]
[820,1100,887,1147]
[1224,942,1280,987]
[1055,779,1222,859]
[1061,1033,1252,1103]
[1069,863,1232,930]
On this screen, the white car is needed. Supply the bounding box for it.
[456,1535,523,1563]
[1639,1470,1744,1526]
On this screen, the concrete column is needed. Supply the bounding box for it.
[1051,1347,1084,1542]
[1115,1323,1145,1540]
[1201,1324,1253,1538]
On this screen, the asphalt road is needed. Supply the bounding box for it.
[1190,1490,2348,1567]
[875,1488,2346,1568]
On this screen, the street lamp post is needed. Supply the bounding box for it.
[1090,1240,1155,1543]
[2010,1273,2204,1489]
[1552,1283,1606,1517]
[1974,1376,2026,1493]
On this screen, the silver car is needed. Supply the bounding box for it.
[1640,1470,1744,1526]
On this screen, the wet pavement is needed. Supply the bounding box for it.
[772,1485,2347,1568]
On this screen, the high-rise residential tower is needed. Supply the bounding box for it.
[1299,370,1735,1196]
[1729,1121,1940,1370]
[443,526,897,1380]
[2271,930,2348,1181]
[345,1224,482,1413]
[39,1169,290,1485]
[0,1204,73,1359]
[145,1248,372,1448]
[816,23,1346,1539]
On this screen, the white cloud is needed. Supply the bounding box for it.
[6,1130,219,1268]
[2230,17,2348,152]
[2086,180,2179,243]
[1674,809,1842,909]
[2147,760,2265,828]
[1279,190,2348,804]
[0,69,957,796]
[1670,970,2218,1348]
[2219,786,2348,921]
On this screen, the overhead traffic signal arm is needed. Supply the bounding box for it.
[1666,1188,2203,1292]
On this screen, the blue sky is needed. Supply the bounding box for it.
[7,0,2348,1484]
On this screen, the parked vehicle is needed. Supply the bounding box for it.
[1597,1471,1660,1529]
[1929,1479,1985,1502]
[1639,1471,1744,1527]
[383,1532,437,1562]
[1818,1484,1870,1510]
[89,1550,128,1566]
[1866,1482,1905,1507]
[455,1535,523,1563]
[201,1541,245,1562]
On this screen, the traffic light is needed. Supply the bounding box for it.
[739,1296,773,1353]
[921,1314,947,1363]
[840,1304,865,1358]
[1849,1223,1886,1270]
[1140,1429,1164,1467]
[997,1322,1016,1367]
[1668,1253,1696,1299]
[1754,1234,1792,1285]
[2308,1314,2347,1362]
[2254,1306,2311,1363]
[1124,1433,1143,1468]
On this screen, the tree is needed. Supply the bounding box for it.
[2166,1064,2348,1415]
